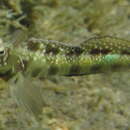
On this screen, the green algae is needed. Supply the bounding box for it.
[0,0,130,129]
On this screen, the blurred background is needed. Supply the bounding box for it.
[0,0,130,129]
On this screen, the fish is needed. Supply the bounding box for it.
[1,36,130,79]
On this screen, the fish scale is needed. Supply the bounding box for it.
[81,36,130,55]
[0,36,130,79]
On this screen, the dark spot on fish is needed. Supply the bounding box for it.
[121,50,130,55]
[66,47,83,56]
[48,65,58,75]
[90,49,111,55]
[90,64,102,73]
[27,40,40,51]
[69,65,81,75]
[45,45,59,55]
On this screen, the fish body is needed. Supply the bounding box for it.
[0,36,130,79]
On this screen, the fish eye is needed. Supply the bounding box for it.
[0,39,5,56]
[0,46,5,56]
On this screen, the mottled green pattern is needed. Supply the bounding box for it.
[1,36,130,78]
[81,36,130,55]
